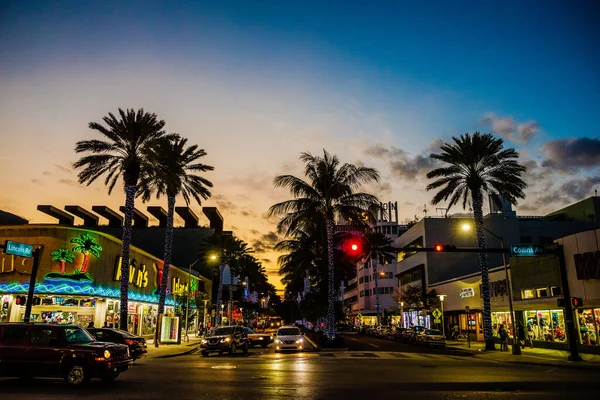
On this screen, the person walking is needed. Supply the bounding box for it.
[499,325,509,352]
[526,324,534,348]
[87,321,95,329]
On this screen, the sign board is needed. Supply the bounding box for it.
[510,244,546,257]
[3,241,33,258]
[434,318,441,323]
[431,308,442,319]
[459,287,475,298]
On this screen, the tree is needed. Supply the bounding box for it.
[268,149,380,340]
[360,230,396,325]
[426,132,526,350]
[51,249,75,275]
[74,108,176,331]
[138,137,213,345]
[70,233,102,273]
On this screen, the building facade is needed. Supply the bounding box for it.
[0,225,211,339]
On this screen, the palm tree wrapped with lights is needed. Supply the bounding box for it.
[51,248,75,275]
[426,132,526,350]
[70,233,102,273]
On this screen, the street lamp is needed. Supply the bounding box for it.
[462,223,521,355]
[184,258,202,343]
[400,301,405,328]
[438,295,446,337]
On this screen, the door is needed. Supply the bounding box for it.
[26,326,63,376]
[0,325,28,376]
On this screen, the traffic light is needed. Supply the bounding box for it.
[15,296,27,306]
[433,244,457,252]
[434,244,444,252]
[557,298,565,308]
[345,237,363,256]
[572,297,583,308]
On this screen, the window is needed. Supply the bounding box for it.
[0,326,27,345]
[398,237,423,261]
[359,290,365,297]
[30,327,59,346]
[522,289,535,299]
[536,288,548,298]
[551,286,561,297]
[520,236,532,244]
[359,277,364,284]
[400,268,422,285]
[62,328,94,344]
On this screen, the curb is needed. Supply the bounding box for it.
[473,354,600,371]
[153,347,199,359]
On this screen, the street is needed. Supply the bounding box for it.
[1,341,599,400]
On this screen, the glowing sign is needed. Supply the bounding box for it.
[510,244,545,257]
[4,241,33,258]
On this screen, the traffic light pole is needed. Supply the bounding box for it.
[23,246,43,323]
[554,245,582,361]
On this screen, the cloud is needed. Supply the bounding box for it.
[55,164,73,174]
[364,143,438,181]
[251,231,280,254]
[558,176,600,200]
[58,178,78,186]
[31,179,41,184]
[213,194,237,213]
[42,171,52,176]
[480,113,540,143]
[541,137,600,172]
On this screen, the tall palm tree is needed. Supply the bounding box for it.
[268,149,380,340]
[426,132,526,350]
[138,137,214,325]
[74,108,176,331]
[361,230,396,325]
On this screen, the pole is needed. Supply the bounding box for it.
[184,262,192,342]
[23,246,42,323]
[555,245,582,361]
[203,299,208,334]
[500,238,521,355]
[400,302,404,328]
[466,308,471,349]
[440,298,445,337]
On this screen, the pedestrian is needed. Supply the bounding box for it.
[498,324,509,352]
[103,321,108,328]
[526,324,534,348]
[87,321,95,329]
[517,322,526,349]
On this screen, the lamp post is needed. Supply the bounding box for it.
[462,223,521,355]
[400,301,405,328]
[438,295,446,337]
[202,299,208,334]
[184,258,202,343]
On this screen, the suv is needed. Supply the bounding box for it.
[0,323,133,386]
[200,326,249,357]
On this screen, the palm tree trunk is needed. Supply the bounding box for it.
[373,256,381,325]
[60,260,65,274]
[472,189,495,350]
[81,254,89,273]
[119,184,136,332]
[325,218,335,341]
[215,264,225,326]
[158,196,176,315]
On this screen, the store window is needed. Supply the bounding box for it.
[521,289,535,299]
[492,312,513,338]
[524,309,566,342]
[536,288,548,298]
[578,309,599,346]
[550,286,561,297]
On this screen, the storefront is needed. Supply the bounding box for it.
[0,225,211,338]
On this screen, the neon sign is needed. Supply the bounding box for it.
[113,257,149,288]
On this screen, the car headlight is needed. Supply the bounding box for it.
[295,338,303,344]
[220,337,231,343]
[257,337,263,340]
[275,339,281,344]
[103,350,111,359]
[201,339,208,344]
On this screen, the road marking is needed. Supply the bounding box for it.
[368,343,380,348]
[211,365,237,369]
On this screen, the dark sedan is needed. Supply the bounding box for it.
[87,328,148,360]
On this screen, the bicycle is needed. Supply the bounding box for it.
[455,333,468,341]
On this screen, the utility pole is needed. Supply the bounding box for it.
[555,245,582,361]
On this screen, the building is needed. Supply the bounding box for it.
[395,196,600,339]
[0,207,215,339]
[343,201,408,326]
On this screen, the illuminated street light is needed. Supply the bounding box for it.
[438,294,446,337]
[210,254,217,260]
[461,223,470,232]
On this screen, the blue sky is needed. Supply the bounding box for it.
[1,1,599,287]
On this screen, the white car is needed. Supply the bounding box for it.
[274,326,305,352]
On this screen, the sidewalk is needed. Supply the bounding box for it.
[144,334,202,359]
[446,340,600,369]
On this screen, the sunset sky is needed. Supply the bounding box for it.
[1,1,599,290]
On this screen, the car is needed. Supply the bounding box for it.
[200,326,249,357]
[416,328,446,348]
[335,323,357,335]
[244,327,271,348]
[87,328,148,360]
[401,326,426,343]
[0,323,132,386]
[392,327,407,341]
[274,326,305,352]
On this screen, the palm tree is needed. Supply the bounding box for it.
[138,137,214,327]
[51,249,75,275]
[360,230,396,325]
[268,149,380,340]
[74,108,176,331]
[70,233,103,273]
[426,132,526,350]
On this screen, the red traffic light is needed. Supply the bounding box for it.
[434,244,444,252]
[351,243,358,251]
[572,297,583,308]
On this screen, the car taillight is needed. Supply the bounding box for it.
[125,339,136,345]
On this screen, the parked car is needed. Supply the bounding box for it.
[244,327,271,348]
[401,326,426,343]
[200,326,249,357]
[416,329,446,348]
[392,327,407,341]
[274,326,305,352]
[335,323,357,335]
[87,328,148,360]
[0,323,132,386]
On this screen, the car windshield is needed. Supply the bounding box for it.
[63,327,95,344]
[425,329,442,335]
[245,328,256,334]
[278,328,301,336]
[213,327,235,336]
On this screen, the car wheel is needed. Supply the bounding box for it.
[201,351,209,357]
[101,372,119,382]
[229,343,237,355]
[64,364,89,386]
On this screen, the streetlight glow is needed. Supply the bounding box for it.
[210,255,217,260]
[461,223,471,231]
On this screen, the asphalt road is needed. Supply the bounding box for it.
[1,341,598,400]
[343,333,473,355]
